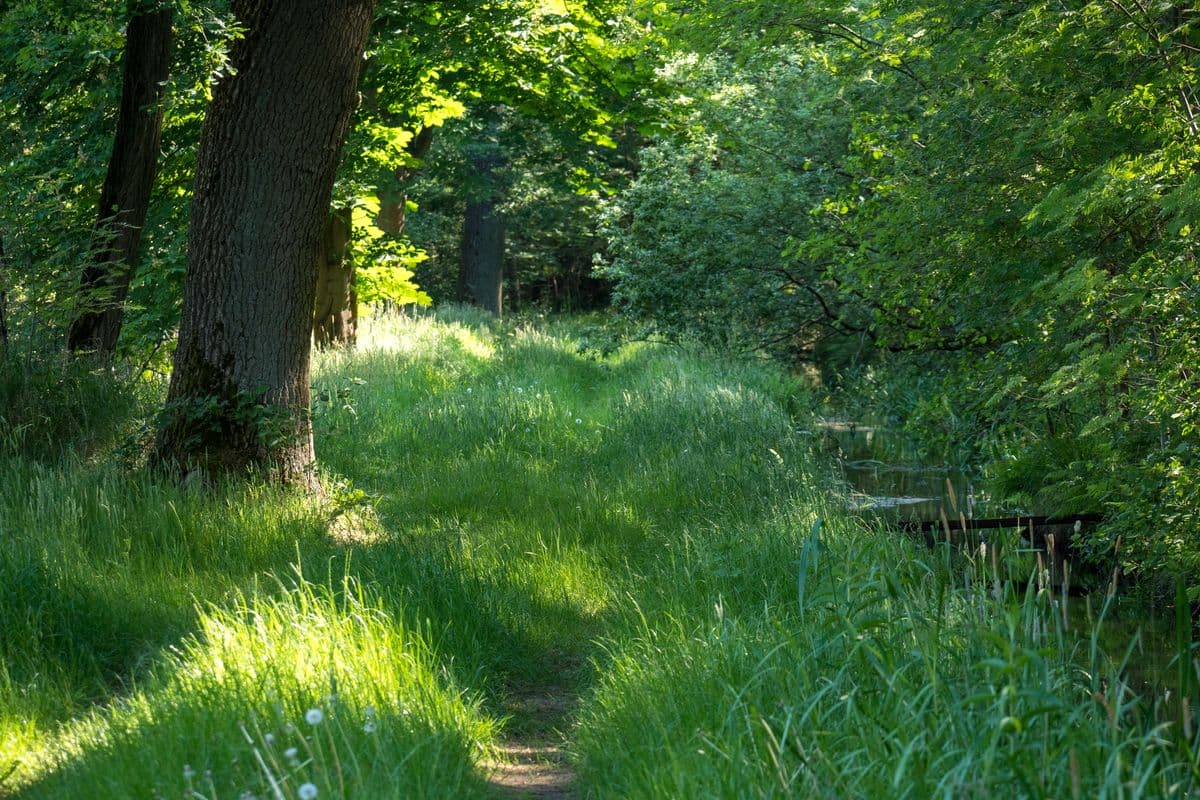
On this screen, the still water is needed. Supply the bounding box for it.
[816,418,1183,706]
[815,419,989,522]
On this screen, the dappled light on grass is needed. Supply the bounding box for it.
[350,307,497,360]
[3,312,1195,797]
[19,576,494,800]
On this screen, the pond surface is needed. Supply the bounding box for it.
[816,417,1185,711]
[815,419,992,522]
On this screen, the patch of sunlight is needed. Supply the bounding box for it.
[353,307,427,353]
[448,324,496,361]
[603,339,658,366]
[517,540,612,619]
[1,717,46,791]
[536,0,568,16]
[326,506,391,547]
[19,577,495,798]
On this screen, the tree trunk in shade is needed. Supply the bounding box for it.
[313,207,356,348]
[154,0,376,485]
[0,231,8,352]
[458,148,505,316]
[68,3,173,357]
[459,197,505,316]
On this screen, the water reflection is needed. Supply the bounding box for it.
[817,417,1183,711]
[815,419,990,522]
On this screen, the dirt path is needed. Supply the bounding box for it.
[484,685,578,799]
[486,742,574,799]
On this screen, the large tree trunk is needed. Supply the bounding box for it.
[459,198,505,315]
[458,148,505,316]
[154,0,376,485]
[313,207,356,348]
[67,3,173,357]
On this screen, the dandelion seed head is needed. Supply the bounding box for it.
[264,733,275,746]
[305,708,324,726]
[182,764,196,780]
[298,783,319,800]
[575,418,582,424]
[363,720,377,733]
[284,747,299,764]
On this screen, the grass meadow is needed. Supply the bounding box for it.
[0,309,1196,798]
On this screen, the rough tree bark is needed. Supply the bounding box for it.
[312,207,356,347]
[154,0,376,484]
[67,2,173,357]
[458,146,506,316]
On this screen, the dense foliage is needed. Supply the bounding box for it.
[2,0,1199,793]
[601,0,1200,592]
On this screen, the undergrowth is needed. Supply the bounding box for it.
[0,309,1195,798]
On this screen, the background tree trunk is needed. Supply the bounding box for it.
[313,207,356,347]
[377,125,434,236]
[67,3,173,357]
[0,231,9,352]
[458,146,506,316]
[155,0,376,484]
[459,195,505,315]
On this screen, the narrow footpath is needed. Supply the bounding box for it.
[484,684,578,799]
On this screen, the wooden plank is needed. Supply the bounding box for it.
[897,513,1104,533]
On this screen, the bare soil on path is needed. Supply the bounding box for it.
[484,684,579,800]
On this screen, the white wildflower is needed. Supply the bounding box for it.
[305,708,324,726]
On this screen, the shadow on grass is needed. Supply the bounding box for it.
[7,319,814,797]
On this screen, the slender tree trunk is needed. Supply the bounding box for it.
[377,125,434,236]
[68,3,173,357]
[0,231,9,352]
[307,125,432,338]
[458,147,505,316]
[154,0,376,485]
[313,207,356,347]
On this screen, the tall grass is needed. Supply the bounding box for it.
[1,308,1195,797]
